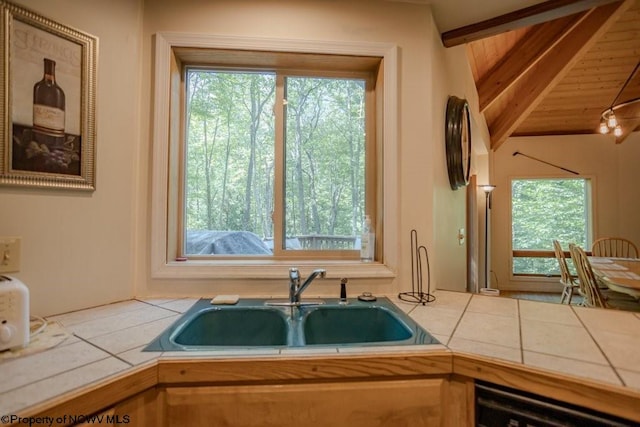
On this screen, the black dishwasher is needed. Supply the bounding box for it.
[475,381,638,427]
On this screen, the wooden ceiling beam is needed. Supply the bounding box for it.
[615,119,640,143]
[614,102,640,143]
[441,0,623,47]
[477,14,584,112]
[489,0,633,151]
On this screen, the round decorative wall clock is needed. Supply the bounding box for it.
[445,96,472,190]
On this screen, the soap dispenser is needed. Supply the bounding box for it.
[360,215,375,262]
[339,278,348,305]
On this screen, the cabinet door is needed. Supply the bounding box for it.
[114,387,162,427]
[444,376,474,427]
[165,379,444,427]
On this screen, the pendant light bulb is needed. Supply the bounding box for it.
[614,125,623,137]
[599,121,609,134]
[607,112,618,128]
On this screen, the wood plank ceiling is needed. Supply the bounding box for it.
[443,0,640,150]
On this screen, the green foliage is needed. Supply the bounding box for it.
[185,71,275,236]
[512,178,589,274]
[284,77,365,237]
[184,70,366,246]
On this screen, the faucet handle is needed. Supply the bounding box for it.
[314,269,327,278]
[289,267,300,284]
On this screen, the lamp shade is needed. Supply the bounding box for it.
[479,184,496,194]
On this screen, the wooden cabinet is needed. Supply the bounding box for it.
[113,388,161,427]
[69,376,472,426]
[163,379,447,427]
[443,375,475,427]
[36,353,640,426]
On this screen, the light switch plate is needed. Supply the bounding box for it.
[0,237,21,273]
[457,228,465,245]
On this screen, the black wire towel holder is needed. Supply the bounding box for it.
[398,229,436,305]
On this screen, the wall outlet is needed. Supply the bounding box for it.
[0,237,21,274]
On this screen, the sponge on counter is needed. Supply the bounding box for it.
[211,294,240,305]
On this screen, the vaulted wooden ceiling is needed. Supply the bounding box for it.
[441,0,640,150]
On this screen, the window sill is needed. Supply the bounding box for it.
[509,274,557,283]
[152,259,396,280]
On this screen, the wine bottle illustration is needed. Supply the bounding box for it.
[33,58,65,146]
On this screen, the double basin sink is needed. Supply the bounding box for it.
[144,297,438,351]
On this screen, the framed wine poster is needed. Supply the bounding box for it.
[0,1,97,191]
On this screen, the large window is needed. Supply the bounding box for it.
[151,34,398,279]
[511,178,592,275]
[183,69,370,257]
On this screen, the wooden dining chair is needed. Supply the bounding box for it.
[553,240,580,305]
[569,244,608,308]
[591,237,639,259]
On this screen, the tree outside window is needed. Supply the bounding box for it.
[184,69,369,257]
[511,178,591,275]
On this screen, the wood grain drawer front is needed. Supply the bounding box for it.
[165,379,444,427]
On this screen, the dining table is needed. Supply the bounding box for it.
[589,256,640,300]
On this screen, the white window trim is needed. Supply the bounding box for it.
[151,32,398,280]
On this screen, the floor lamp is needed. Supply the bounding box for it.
[479,185,499,296]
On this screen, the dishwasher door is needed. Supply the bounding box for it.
[475,381,636,427]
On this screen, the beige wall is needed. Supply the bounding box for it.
[491,133,640,292]
[0,0,480,315]
[0,0,143,316]
[616,132,640,245]
[431,33,491,293]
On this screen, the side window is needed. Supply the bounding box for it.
[511,178,592,275]
[184,70,277,256]
[282,76,368,255]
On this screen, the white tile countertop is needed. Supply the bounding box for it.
[397,291,640,388]
[1,290,640,416]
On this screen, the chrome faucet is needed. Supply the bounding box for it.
[289,268,326,304]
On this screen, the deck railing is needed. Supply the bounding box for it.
[297,235,357,250]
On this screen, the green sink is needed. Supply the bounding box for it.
[302,306,413,345]
[172,307,288,347]
[144,297,439,351]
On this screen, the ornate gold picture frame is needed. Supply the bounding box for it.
[0,1,97,191]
